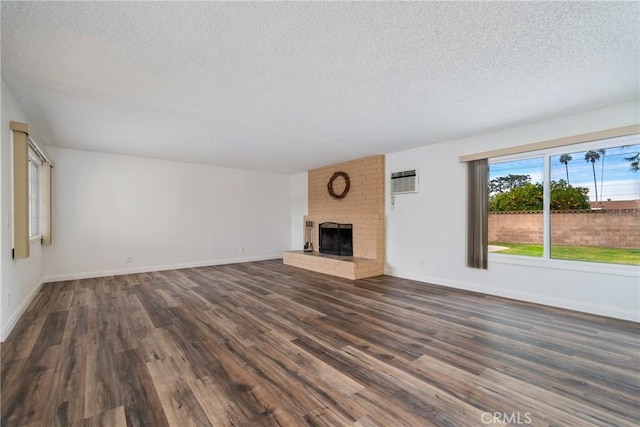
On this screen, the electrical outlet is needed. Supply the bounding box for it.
[237,247,245,254]
[126,256,133,264]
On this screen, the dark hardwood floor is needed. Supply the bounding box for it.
[1,259,639,426]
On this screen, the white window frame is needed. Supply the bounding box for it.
[28,149,42,240]
[489,134,639,277]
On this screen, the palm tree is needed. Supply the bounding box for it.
[597,148,606,200]
[584,150,601,202]
[626,152,639,172]
[559,154,572,184]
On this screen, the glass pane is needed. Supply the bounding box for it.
[28,161,40,237]
[550,142,640,265]
[488,157,544,257]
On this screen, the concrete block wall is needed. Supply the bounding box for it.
[488,210,639,248]
[550,210,639,249]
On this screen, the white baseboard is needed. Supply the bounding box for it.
[385,268,639,323]
[44,254,283,283]
[1,280,44,342]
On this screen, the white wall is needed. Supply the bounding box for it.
[44,147,291,281]
[1,78,45,340]
[290,171,308,250]
[385,101,640,322]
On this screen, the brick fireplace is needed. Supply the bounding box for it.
[283,155,385,279]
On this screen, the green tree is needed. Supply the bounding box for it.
[550,180,590,210]
[490,182,543,211]
[559,154,572,184]
[489,174,531,194]
[489,180,590,211]
[584,150,601,202]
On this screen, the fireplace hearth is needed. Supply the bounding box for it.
[319,222,353,256]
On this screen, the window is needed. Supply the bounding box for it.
[28,149,42,238]
[489,134,639,266]
[489,157,544,257]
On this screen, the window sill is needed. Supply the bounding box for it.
[29,235,42,244]
[489,253,639,278]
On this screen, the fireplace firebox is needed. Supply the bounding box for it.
[319,222,353,256]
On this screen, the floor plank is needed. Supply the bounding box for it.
[2,259,639,426]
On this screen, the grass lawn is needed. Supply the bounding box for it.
[490,243,640,265]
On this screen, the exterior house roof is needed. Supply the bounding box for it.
[590,199,640,210]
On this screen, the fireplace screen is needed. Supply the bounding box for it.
[319,222,353,256]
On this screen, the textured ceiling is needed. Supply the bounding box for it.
[2,2,638,173]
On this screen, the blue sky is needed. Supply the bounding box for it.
[490,143,640,201]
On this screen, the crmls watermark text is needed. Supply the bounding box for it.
[481,412,532,425]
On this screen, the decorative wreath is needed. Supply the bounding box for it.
[327,171,351,199]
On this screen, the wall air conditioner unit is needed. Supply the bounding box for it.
[390,169,419,194]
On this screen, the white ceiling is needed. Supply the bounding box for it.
[2,2,638,174]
